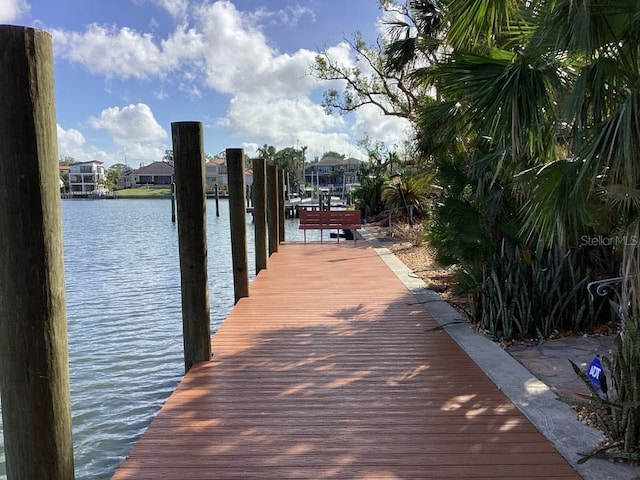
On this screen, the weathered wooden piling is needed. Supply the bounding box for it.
[170,182,176,222]
[266,164,279,256]
[278,168,286,242]
[172,121,211,372]
[0,25,75,480]
[226,148,250,302]
[252,158,268,274]
[214,183,220,217]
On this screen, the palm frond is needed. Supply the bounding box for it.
[443,0,525,50]
[539,0,637,56]
[578,91,640,189]
[429,50,565,163]
[601,184,640,213]
[518,159,594,246]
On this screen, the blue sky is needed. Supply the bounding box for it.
[2,0,412,168]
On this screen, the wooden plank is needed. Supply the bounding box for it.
[111,243,580,479]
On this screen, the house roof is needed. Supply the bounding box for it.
[72,160,104,165]
[206,157,225,166]
[134,161,174,175]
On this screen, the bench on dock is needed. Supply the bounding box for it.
[299,209,362,243]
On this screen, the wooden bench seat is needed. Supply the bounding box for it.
[298,209,362,243]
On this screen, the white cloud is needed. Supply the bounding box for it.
[51,1,384,160]
[88,104,168,165]
[52,24,203,79]
[57,124,86,158]
[57,124,116,163]
[89,103,167,143]
[224,94,341,140]
[52,25,164,78]
[194,2,318,97]
[0,0,29,22]
[352,105,414,148]
[143,0,189,20]
[223,95,364,161]
[250,5,315,27]
[52,2,318,96]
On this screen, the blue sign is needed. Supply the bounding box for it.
[587,356,604,392]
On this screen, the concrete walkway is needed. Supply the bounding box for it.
[506,335,616,397]
[361,229,637,480]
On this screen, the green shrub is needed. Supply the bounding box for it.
[472,240,593,339]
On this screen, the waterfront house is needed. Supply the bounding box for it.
[304,156,362,193]
[59,164,70,193]
[205,157,228,194]
[127,161,174,187]
[115,158,251,195]
[68,160,105,195]
[115,166,135,189]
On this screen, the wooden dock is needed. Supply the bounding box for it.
[112,242,580,479]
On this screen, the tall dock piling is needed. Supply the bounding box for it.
[227,148,250,303]
[170,182,176,222]
[0,25,75,479]
[267,164,279,256]
[172,121,211,372]
[253,158,268,274]
[278,168,286,242]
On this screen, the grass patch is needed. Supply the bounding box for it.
[116,187,171,197]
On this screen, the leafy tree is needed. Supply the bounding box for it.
[320,151,345,160]
[311,0,440,121]
[257,144,308,191]
[109,163,129,174]
[354,161,387,218]
[99,165,124,191]
[59,156,77,165]
[256,144,277,163]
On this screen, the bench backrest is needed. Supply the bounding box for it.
[299,209,361,227]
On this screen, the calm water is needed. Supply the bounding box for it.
[0,198,309,480]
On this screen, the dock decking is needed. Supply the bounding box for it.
[112,242,580,479]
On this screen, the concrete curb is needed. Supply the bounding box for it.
[359,228,637,480]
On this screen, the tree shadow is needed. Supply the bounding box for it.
[112,243,578,480]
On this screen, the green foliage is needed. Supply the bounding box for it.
[258,144,308,191]
[425,196,495,268]
[312,4,433,120]
[382,173,437,218]
[473,240,592,340]
[355,174,386,218]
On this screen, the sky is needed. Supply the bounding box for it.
[1,0,412,168]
